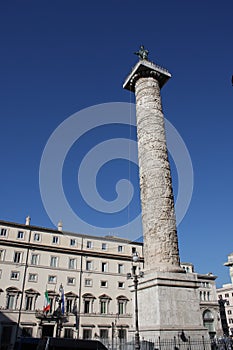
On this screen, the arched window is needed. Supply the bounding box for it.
[203,310,215,336]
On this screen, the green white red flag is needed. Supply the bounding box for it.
[43,290,50,312]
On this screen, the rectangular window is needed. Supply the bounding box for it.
[17,231,24,239]
[48,275,57,284]
[100,300,107,314]
[11,271,20,280]
[22,327,33,337]
[33,233,40,241]
[84,300,90,314]
[67,277,75,285]
[118,245,123,253]
[83,329,92,339]
[70,239,76,246]
[28,273,37,282]
[118,301,125,315]
[6,295,15,309]
[102,243,107,250]
[86,241,92,249]
[0,269,2,278]
[64,328,73,338]
[86,260,92,271]
[69,258,76,269]
[100,329,108,339]
[228,310,232,315]
[31,254,39,265]
[118,328,126,340]
[118,264,124,274]
[102,262,107,272]
[101,281,107,288]
[132,247,136,254]
[50,256,58,268]
[225,293,229,298]
[13,251,22,264]
[52,236,59,244]
[0,228,7,237]
[0,249,5,261]
[25,296,34,311]
[118,282,125,288]
[85,279,92,287]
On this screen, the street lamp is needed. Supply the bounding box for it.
[127,252,144,350]
[54,284,65,337]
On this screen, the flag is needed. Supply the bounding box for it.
[43,290,50,312]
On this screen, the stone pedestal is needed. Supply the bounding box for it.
[135,271,208,340]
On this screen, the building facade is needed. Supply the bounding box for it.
[0,219,222,349]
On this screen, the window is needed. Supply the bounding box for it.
[117,296,128,315]
[50,256,58,268]
[102,243,107,250]
[85,279,92,287]
[11,271,20,280]
[31,254,39,265]
[118,282,125,289]
[66,299,75,313]
[86,241,93,249]
[33,233,40,241]
[101,281,107,288]
[118,264,124,274]
[17,231,24,239]
[225,293,229,298]
[6,295,15,309]
[0,269,2,278]
[83,293,95,314]
[70,239,76,246]
[48,275,57,284]
[13,251,22,263]
[100,329,109,339]
[132,247,136,254]
[52,236,59,244]
[118,329,126,340]
[0,249,5,261]
[67,277,75,285]
[22,327,33,337]
[102,262,107,272]
[86,260,92,271]
[100,300,107,314]
[228,310,232,315]
[84,300,90,313]
[83,329,92,339]
[64,328,73,338]
[0,228,7,236]
[69,258,76,269]
[28,273,37,282]
[118,245,123,253]
[25,295,34,311]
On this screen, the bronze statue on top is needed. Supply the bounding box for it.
[134,45,149,60]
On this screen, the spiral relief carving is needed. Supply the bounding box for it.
[39,102,193,241]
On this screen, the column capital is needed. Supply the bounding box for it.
[123,59,171,92]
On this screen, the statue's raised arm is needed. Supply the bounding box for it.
[134,45,149,60]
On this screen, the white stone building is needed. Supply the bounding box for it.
[216,252,233,336]
[0,219,222,348]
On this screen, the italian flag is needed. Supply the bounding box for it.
[43,291,50,312]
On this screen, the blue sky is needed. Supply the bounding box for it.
[0,1,232,287]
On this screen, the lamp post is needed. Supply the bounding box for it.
[127,252,144,350]
[54,284,65,338]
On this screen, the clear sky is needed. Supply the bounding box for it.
[0,1,232,287]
